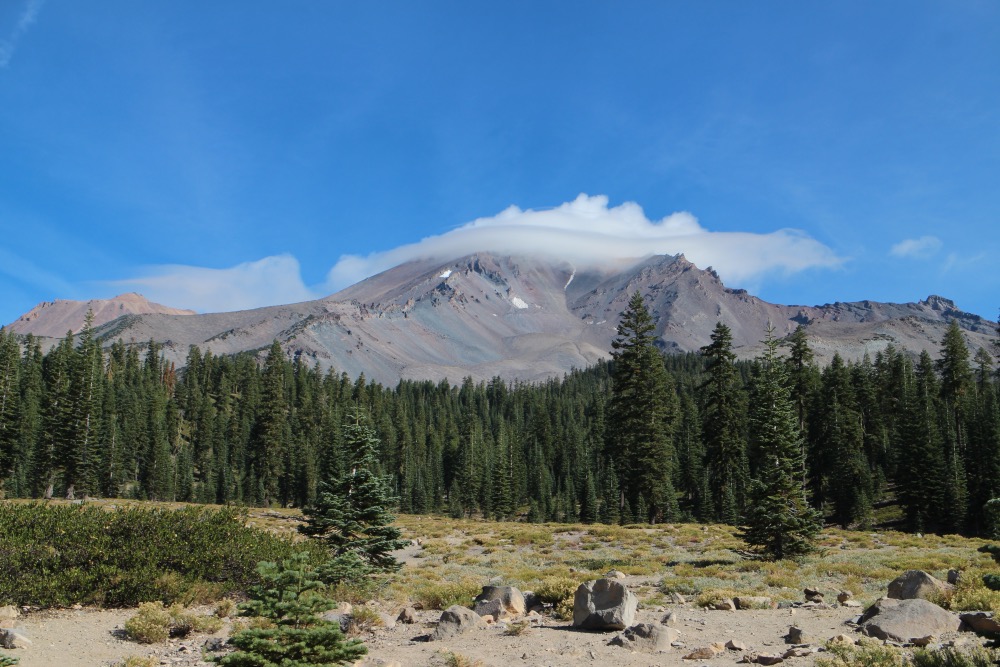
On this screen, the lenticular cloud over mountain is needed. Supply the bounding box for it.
[326,194,843,291]
[112,195,845,314]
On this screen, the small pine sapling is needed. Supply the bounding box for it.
[214,552,366,667]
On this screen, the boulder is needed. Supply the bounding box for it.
[397,606,418,624]
[960,612,1000,635]
[473,586,526,617]
[608,623,677,653]
[726,639,748,651]
[860,598,961,643]
[573,579,638,631]
[887,570,953,601]
[430,605,486,641]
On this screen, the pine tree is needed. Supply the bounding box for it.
[251,341,289,506]
[701,321,749,524]
[741,326,822,560]
[215,552,366,667]
[812,354,873,528]
[605,291,678,523]
[299,409,407,578]
[0,329,21,492]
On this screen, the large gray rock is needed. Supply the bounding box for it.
[887,570,953,601]
[430,605,486,641]
[860,598,960,642]
[0,629,30,649]
[608,623,677,653]
[573,579,638,631]
[473,586,526,617]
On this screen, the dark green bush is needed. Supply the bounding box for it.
[0,503,322,608]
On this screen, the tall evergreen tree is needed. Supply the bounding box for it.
[0,329,20,493]
[299,409,407,577]
[605,291,678,523]
[741,326,822,560]
[701,321,748,524]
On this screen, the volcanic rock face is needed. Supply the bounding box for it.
[6,253,994,385]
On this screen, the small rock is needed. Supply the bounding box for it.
[607,623,678,653]
[947,570,961,586]
[841,600,862,608]
[837,591,853,604]
[714,598,736,611]
[960,611,1000,634]
[783,647,813,658]
[726,639,748,651]
[803,588,823,602]
[785,626,809,644]
[203,638,226,652]
[397,606,418,624]
[683,643,726,660]
[756,654,784,665]
[829,634,856,645]
[0,629,30,649]
[662,611,679,626]
[0,607,18,621]
[911,636,934,647]
[671,592,687,605]
[474,598,506,621]
[605,569,627,580]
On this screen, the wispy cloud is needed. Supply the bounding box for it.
[0,0,45,68]
[109,255,319,313]
[326,194,844,290]
[890,235,942,259]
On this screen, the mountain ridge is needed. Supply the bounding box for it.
[4,254,995,384]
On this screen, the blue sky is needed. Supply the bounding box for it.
[1,2,998,325]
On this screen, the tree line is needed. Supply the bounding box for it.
[1,300,998,537]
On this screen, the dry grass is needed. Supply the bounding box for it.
[388,514,997,611]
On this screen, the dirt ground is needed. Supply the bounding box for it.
[6,596,979,667]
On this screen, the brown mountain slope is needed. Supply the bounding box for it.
[9,254,996,384]
[5,293,195,338]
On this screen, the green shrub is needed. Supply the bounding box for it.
[0,502,319,608]
[124,601,224,643]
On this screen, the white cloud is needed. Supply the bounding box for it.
[890,235,942,259]
[109,254,319,313]
[0,0,45,68]
[107,195,844,312]
[325,194,843,290]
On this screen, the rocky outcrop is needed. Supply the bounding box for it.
[573,579,637,631]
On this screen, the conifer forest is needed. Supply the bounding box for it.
[1,297,999,539]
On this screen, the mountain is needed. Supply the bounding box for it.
[5,293,195,338]
[6,254,996,384]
